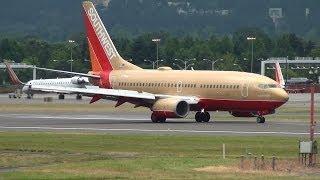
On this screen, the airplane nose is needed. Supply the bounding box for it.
[275,89,289,102]
[22,85,28,93]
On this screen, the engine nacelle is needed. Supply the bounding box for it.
[152,98,190,118]
[71,76,89,85]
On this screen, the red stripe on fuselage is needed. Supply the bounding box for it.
[193,99,286,112]
[83,10,112,71]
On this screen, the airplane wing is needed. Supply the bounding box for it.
[35,67,100,79]
[31,85,155,100]
[30,85,199,105]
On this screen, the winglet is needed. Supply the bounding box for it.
[275,62,285,88]
[4,62,24,85]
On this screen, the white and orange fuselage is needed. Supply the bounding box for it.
[101,69,288,115]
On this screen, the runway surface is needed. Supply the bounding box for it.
[0,113,317,136]
[0,93,318,136]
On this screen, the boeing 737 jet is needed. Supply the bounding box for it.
[25,1,289,123]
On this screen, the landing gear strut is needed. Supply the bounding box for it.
[256,116,265,123]
[58,94,65,100]
[27,94,32,99]
[195,111,210,123]
[76,94,82,100]
[151,113,166,123]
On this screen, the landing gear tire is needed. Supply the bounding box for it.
[27,94,32,99]
[76,94,82,100]
[151,113,166,123]
[195,112,202,122]
[256,116,265,123]
[195,111,211,123]
[203,112,210,122]
[58,94,65,100]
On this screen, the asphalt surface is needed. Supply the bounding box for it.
[0,93,318,136]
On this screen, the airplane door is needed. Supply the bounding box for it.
[241,83,249,98]
[177,81,182,93]
[111,75,117,88]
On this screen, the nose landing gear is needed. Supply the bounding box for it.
[256,116,265,123]
[195,111,210,123]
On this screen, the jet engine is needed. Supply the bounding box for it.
[71,76,89,85]
[151,98,190,118]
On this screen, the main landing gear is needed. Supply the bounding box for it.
[195,111,210,123]
[256,116,265,123]
[151,113,166,123]
[58,94,65,100]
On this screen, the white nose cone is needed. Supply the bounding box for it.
[22,85,29,93]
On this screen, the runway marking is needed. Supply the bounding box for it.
[0,114,148,121]
[0,114,309,125]
[0,126,317,135]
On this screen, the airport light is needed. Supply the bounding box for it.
[172,63,183,70]
[203,58,223,71]
[67,59,74,72]
[152,38,161,67]
[174,58,195,70]
[185,63,195,70]
[233,63,244,71]
[247,37,256,73]
[144,59,163,69]
[68,40,76,72]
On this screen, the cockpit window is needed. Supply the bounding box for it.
[258,84,278,89]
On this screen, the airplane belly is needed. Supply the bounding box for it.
[193,98,286,111]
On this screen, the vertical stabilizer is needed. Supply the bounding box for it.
[275,62,285,88]
[82,1,141,72]
[4,62,24,85]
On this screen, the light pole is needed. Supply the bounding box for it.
[172,63,183,70]
[185,63,195,70]
[144,59,163,69]
[233,63,244,71]
[68,40,75,72]
[203,58,223,70]
[174,58,195,70]
[68,59,74,72]
[152,38,161,66]
[247,37,256,73]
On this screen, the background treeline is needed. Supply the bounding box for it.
[1,28,320,84]
[1,0,320,41]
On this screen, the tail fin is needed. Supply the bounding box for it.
[82,1,141,72]
[275,62,285,88]
[4,62,24,85]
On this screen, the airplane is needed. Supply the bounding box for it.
[24,1,289,123]
[4,62,94,99]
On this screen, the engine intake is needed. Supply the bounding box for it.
[152,98,189,118]
[71,76,89,85]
